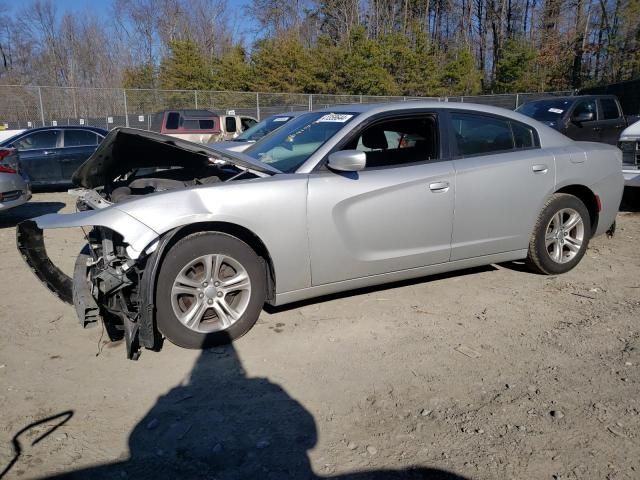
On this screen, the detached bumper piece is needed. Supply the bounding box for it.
[16,220,73,305]
[16,220,147,360]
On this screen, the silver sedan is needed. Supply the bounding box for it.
[17,102,624,359]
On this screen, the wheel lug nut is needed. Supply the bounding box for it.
[198,293,204,298]
[217,292,223,297]
[207,299,213,305]
[203,282,208,287]
[214,282,220,287]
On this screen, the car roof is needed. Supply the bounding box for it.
[156,109,217,117]
[316,100,537,120]
[10,125,108,134]
[521,95,618,104]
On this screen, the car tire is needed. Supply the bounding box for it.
[526,193,591,275]
[156,232,266,349]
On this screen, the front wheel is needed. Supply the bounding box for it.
[526,193,591,275]
[156,232,267,349]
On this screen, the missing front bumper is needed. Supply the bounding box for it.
[16,220,73,305]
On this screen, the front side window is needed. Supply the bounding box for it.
[599,99,620,120]
[244,112,358,173]
[14,130,60,150]
[64,130,98,147]
[343,116,438,168]
[572,100,596,119]
[451,113,514,156]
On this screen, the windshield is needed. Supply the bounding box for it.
[516,99,574,122]
[244,112,358,172]
[235,114,296,142]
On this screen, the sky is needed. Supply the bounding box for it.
[54,0,259,45]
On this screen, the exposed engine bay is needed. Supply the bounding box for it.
[17,127,275,359]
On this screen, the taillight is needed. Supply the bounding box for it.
[0,149,14,161]
[0,165,17,174]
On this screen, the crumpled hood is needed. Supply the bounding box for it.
[72,127,279,188]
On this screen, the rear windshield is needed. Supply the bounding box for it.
[516,99,574,122]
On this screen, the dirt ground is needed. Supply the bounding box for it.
[0,191,639,480]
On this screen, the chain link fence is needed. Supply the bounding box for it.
[0,85,575,130]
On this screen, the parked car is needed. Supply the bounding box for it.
[150,110,258,144]
[213,112,308,152]
[0,126,107,187]
[516,95,627,144]
[0,148,31,211]
[18,102,623,359]
[619,119,640,188]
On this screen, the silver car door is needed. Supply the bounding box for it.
[307,160,454,286]
[449,112,555,260]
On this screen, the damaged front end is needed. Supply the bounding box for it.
[17,127,276,360]
[17,209,162,360]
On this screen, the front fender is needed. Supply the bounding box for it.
[31,207,160,258]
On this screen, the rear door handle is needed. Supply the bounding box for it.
[429,181,450,193]
[532,164,548,174]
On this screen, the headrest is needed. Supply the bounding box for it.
[362,128,388,150]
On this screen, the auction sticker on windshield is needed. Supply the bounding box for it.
[317,113,354,123]
[548,108,564,114]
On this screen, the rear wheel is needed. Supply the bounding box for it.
[526,193,591,275]
[156,232,266,349]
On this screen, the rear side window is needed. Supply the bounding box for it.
[181,118,215,130]
[451,113,514,156]
[225,117,237,133]
[451,113,538,157]
[64,130,98,147]
[165,112,180,130]
[599,98,620,120]
[14,130,59,150]
[511,122,536,149]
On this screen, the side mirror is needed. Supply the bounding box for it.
[327,150,366,172]
[573,112,594,123]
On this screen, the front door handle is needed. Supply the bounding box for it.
[532,164,548,174]
[429,181,450,193]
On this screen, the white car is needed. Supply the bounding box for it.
[619,120,640,188]
[0,148,31,212]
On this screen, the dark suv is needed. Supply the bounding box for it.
[516,95,627,145]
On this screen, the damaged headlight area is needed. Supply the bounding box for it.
[16,211,164,360]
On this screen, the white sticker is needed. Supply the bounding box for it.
[51,120,58,126]
[316,113,353,123]
[138,115,144,122]
[273,117,290,122]
[79,118,85,125]
[548,108,563,114]
[3,123,7,129]
[107,116,113,123]
[226,110,236,116]
[27,121,32,127]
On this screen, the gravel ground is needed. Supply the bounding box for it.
[0,191,639,480]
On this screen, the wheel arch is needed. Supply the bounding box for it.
[554,184,599,236]
[138,221,276,351]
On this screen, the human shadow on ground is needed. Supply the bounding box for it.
[45,340,469,480]
[0,201,65,228]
